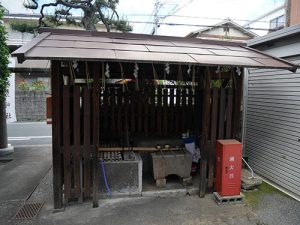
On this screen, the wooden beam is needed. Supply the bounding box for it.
[51,60,63,209]
[98,147,182,152]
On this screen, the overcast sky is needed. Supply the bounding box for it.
[2,0,286,36]
[118,0,286,36]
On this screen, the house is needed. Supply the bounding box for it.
[12,28,297,208]
[186,18,257,42]
[244,0,300,36]
[243,24,300,201]
[1,1,48,88]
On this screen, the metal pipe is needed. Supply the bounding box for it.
[242,157,254,178]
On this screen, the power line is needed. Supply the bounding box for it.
[125,14,277,24]
[127,20,277,32]
[165,0,195,18]
[151,0,195,35]
[141,5,157,33]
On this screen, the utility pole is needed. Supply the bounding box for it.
[285,0,291,27]
[151,0,163,35]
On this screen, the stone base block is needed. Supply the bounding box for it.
[98,153,142,195]
[181,176,193,186]
[151,150,192,187]
[156,178,166,188]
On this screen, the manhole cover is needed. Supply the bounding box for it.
[15,202,44,220]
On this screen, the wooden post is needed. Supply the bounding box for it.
[92,62,100,208]
[199,67,211,198]
[218,88,226,139]
[73,86,81,201]
[225,89,233,138]
[51,60,63,209]
[83,87,91,198]
[232,70,243,140]
[63,85,71,199]
[207,88,218,189]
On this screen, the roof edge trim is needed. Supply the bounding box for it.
[11,32,51,63]
[241,45,299,72]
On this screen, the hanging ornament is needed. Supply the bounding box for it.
[187,64,191,76]
[192,65,196,94]
[152,63,158,88]
[72,60,79,72]
[165,63,170,75]
[105,63,110,78]
[133,63,139,78]
[133,63,139,90]
[85,61,91,89]
[119,62,125,92]
[102,62,105,90]
[236,67,241,76]
[68,61,76,85]
[215,66,221,74]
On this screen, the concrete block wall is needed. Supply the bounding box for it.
[15,91,49,121]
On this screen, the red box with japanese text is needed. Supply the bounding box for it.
[215,139,242,196]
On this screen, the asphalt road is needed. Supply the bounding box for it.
[7,122,52,146]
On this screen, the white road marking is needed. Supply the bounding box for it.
[7,122,49,125]
[8,136,52,141]
[8,144,52,148]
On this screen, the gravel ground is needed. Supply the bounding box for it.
[254,193,300,225]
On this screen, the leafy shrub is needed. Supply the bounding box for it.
[31,80,46,91]
[18,81,30,91]
[10,22,37,33]
[0,7,10,100]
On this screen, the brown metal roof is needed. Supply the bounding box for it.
[12,28,298,72]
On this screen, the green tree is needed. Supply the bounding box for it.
[0,6,10,150]
[22,0,132,32]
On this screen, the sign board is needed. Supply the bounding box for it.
[6,57,16,122]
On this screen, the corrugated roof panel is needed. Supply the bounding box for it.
[46,34,113,43]
[146,45,213,55]
[11,28,298,72]
[210,49,270,58]
[26,47,116,60]
[225,46,249,52]
[38,40,149,51]
[171,41,228,50]
[190,54,264,67]
[115,50,196,63]
[113,38,176,46]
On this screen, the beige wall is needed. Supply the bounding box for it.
[290,0,300,26]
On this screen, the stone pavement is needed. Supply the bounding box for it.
[1,145,299,225]
[0,146,51,225]
[39,196,256,225]
[6,167,258,225]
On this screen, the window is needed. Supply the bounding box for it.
[270,15,285,31]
